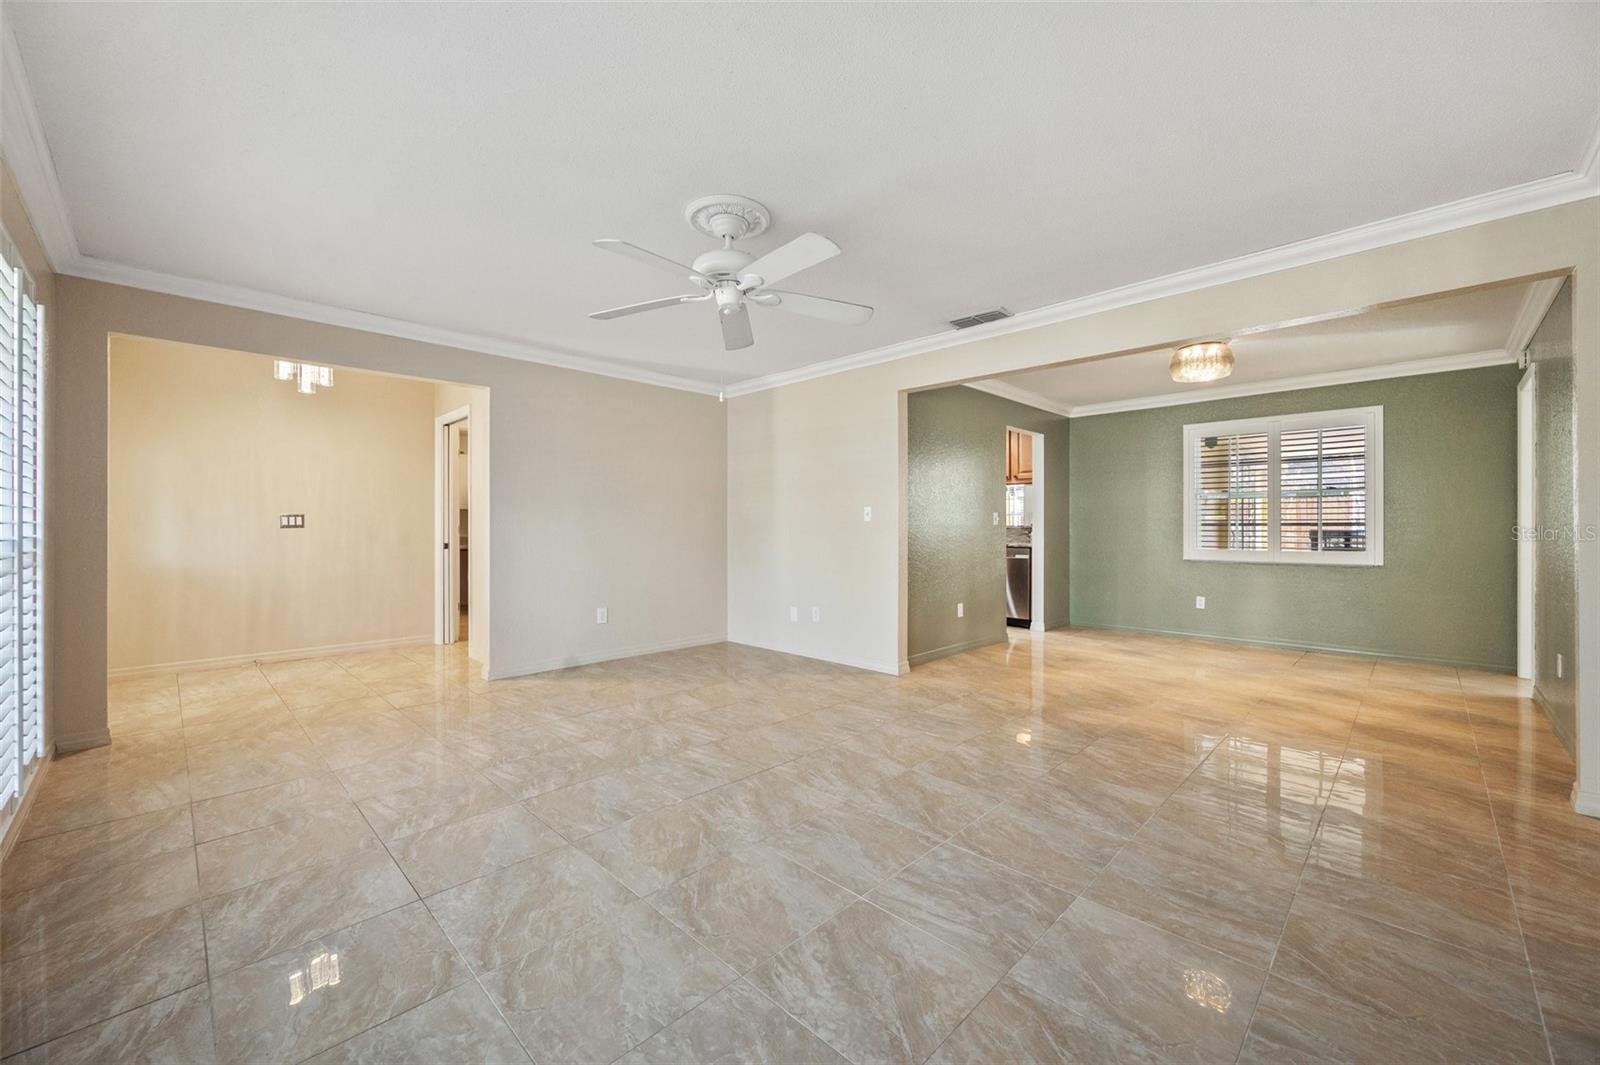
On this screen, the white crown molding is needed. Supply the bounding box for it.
[65,254,722,395]
[5,13,1597,402]
[1505,276,1566,357]
[1061,348,1515,419]
[726,123,1600,399]
[961,379,1074,418]
[0,27,79,269]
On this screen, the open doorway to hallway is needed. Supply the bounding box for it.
[438,410,471,646]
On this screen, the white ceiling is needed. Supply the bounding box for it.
[5,3,1598,389]
[982,281,1537,415]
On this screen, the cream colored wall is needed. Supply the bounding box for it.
[728,197,1600,811]
[50,276,727,750]
[107,336,435,671]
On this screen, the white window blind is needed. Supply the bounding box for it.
[1183,406,1382,566]
[0,230,44,814]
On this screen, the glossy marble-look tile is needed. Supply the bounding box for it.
[1,904,208,1057]
[200,847,417,975]
[1008,898,1265,1063]
[1269,895,1548,1061]
[649,844,856,972]
[354,770,513,841]
[853,769,997,838]
[867,843,1072,973]
[1,804,193,897]
[482,899,736,1064]
[929,974,1160,1065]
[190,771,351,842]
[749,900,1002,1065]
[621,980,846,1065]
[185,732,329,802]
[195,800,378,897]
[389,802,566,895]
[2,847,200,959]
[526,764,689,840]
[766,804,941,896]
[304,982,531,1065]
[951,799,1124,893]
[210,902,470,1064]
[2,984,216,1065]
[424,845,635,972]
[573,798,740,897]
[334,739,480,800]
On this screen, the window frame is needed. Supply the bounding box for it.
[1182,405,1384,567]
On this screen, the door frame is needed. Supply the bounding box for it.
[434,406,470,645]
[1004,425,1045,632]
[1517,365,1536,680]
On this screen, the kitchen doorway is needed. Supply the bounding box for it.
[1004,426,1045,631]
[436,406,470,645]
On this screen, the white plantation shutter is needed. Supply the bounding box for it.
[0,229,44,816]
[1184,407,1382,565]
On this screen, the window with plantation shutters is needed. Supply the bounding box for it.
[0,228,44,820]
[1183,406,1382,565]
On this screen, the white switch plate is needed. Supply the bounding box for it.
[863,506,872,522]
[789,606,799,622]
[957,602,964,618]
[595,607,608,624]
[1195,596,1206,609]
[811,606,821,622]
[1557,653,1564,679]
[992,513,999,525]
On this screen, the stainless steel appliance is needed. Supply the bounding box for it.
[1006,545,1031,626]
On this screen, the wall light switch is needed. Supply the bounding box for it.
[595,607,608,624]
[1557,653,1564,679]
[1195,596,1206,609]
[789,606,799,622]
[992,513,1000,525]
[811,606,821,622]
[863,506,872,522]
[957,602,964,618]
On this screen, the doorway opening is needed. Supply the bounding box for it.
[1004,426,1045,631]
[436,407,470,646]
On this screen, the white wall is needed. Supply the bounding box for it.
[108,336,435,671]
[727,197,1600,811]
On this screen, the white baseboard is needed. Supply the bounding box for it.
[907,636,1005,667]
[1068,622,1515,673]
[486,632,727,681]
[108,635,435,679]
[724,637,902,677]
[1573,788,1600,820]
[55,729,112,754]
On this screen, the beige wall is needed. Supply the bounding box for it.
[727,197,1600,810]
[50,277,728,751]
[107,336,435,671]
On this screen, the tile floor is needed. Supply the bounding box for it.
[3,630,1596,1063]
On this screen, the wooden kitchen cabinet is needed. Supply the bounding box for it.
[1007,428,1033,484]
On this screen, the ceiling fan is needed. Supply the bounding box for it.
[589,195,873,351]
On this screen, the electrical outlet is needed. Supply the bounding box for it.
[992,512,999,525]
[863,506,872,522]
[811,606,821,622]
[278,514,305,529]
[1557,653,1564,679]
[789,606,799,622]
[595,607,608,624]
[1195,596,1206,609]
[957,602,964,618]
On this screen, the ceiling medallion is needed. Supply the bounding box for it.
[1169,341,1234,383]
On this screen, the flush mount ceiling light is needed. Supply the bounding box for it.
[1169,341,1235,384]
[273,359,333,395]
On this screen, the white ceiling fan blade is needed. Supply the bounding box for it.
[594,239,710,283]
[756,290,874,325]
[720,304,754,350]
[589,293,707,320]
[738,233,840,290]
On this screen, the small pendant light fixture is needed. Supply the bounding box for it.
[1169,340,1234,383]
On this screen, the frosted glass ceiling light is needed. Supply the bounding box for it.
[1169,341,1234,383]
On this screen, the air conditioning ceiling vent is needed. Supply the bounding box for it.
[948,308,1012,330]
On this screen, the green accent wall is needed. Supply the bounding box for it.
[1068,365,1520,670]
[1530,279,1576,749]
[907,387,1068,663]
